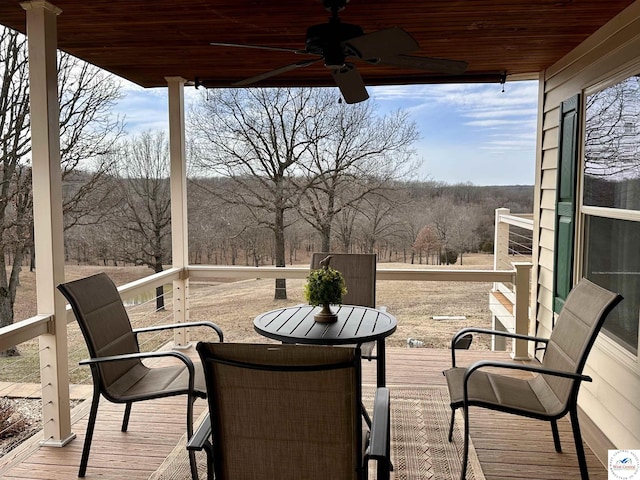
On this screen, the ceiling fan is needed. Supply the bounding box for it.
[208,0,468,104]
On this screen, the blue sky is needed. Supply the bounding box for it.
[113,80,539,186]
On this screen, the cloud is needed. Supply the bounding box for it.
[369,81,538,185]
[464,119,518,128]
[114,80,205,134]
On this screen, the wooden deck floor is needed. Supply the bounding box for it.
[0,347,608,479]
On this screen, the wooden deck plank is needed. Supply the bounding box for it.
[0,346,609,480]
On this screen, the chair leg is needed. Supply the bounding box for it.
[448,409,456,442]
[79,387,101,477]
[121,402,132,432]
[189,450,199,480]
[187,395,198,480]
[570,408,590,480]
[551,419,562,452]
[204,441,214,480]
[460,407,469,480]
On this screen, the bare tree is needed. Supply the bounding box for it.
[0,31,31,347]
[189,87,333,299]
[334,205,359,253]
[447,204,482,265]
[59,54,123,230]
[413,225,441,264]
[357,194,402,254]
[298,100,419,251]
[428,196,458,264]
[0,28,122,353]
[111,131,171,310]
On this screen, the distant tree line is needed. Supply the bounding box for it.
[64,167,533,269]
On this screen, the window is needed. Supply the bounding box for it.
[582,75,640,355]
[583,216,640,354]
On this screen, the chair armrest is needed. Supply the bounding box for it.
[367,387,390,461]
[80,350,198,392]
[80,349,192,366]
[451,328,549,367]
[132,321,224,341]
[80,350,195,379]
[187,414,212,452]
[463,360,592,390]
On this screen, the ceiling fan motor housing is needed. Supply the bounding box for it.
[306,22,364,68]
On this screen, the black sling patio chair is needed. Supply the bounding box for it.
[58,272,223,479]
[188,343,391,480]
[443,278,622,480]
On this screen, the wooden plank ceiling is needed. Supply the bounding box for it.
[0,0,635,90]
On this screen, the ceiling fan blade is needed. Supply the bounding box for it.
[233,59,321,86]
[378,54,468,75]
[332,64,369,104]
[344,27,419,61]
[210,41,307,55]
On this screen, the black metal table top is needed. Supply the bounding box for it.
[253,304,397,345]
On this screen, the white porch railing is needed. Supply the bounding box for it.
[491,207,534,359]
[0,264,528,354]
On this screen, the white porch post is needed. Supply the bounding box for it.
[512,262,533,360]
[166,77,190,347]
[493,207,510,273]
[21,0,74,446]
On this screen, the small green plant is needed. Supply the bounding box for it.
[304,266,347,306]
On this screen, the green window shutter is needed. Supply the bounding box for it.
[553,94,581,314]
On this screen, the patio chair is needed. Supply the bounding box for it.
[188,343,391,480]
[453,332,473,349]
[311,252,378,358]
[443,278,622,480]
[57,272,224,478]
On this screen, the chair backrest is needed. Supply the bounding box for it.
[540,278,622,408]
[197,343,364,480]
[311,252,376,307]
[58,272,142,394]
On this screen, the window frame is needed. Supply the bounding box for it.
[576,70,640,365]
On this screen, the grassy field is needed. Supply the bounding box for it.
[3,254,498,385]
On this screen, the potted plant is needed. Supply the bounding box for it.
[304,255,347,323]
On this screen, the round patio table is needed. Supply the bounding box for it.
[253,304,397,387]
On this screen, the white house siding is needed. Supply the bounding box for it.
[536,0,640,455]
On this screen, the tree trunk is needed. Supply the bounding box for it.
[274,205,287,300]
[154,261,165,311]
[320,223,331,252]
[0,250,25,356]
[0,295,19,356]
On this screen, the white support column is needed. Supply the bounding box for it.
[512,262,533,360]
[166,77,189,347]
[493,208,511,274]
[21,0,74,446]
